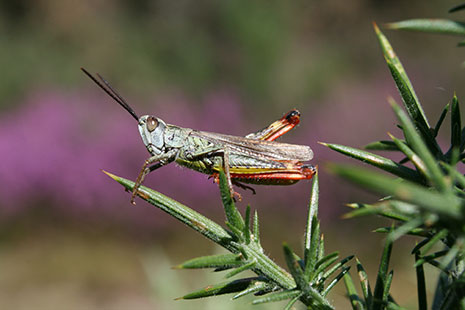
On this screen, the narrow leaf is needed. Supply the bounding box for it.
[356,259,373,306]
[382,271,394,304]
[412,229,448,255]
[225,260,256,278]
[343,273,364,310]
[345,202,410,222]
[450,3,465,13]
[253,210,260,245]
[373,238,393,310]
[375,227,428,237]
[314,252,339,275]
[321,255,354,282]
[414,250,449,267]
[387,217,423,243]
[180,277,259,299]
[365,140,400,151]
[252,290,301,305]
[305,173,319,280]
[323,266,351,296]
[176,253,243,269]
[284,294,302,310]
[374,23,438,154]
[244,205,251,244]
[434,103,450,137]
[390,100,447,191]
[327,164,462,219]
[386,19,465,36]
[232,281,270,299]
[219,170,245,232]
[451,95,462,151]
[321,142,421,182]
[415,253,428,310]
[388,133,427,177]
[283,243,308,291]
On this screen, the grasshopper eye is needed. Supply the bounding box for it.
[146,116,158,132]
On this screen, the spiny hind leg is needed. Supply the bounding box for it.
[245,109,301,141]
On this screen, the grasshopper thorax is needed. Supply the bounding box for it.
[138,115,167,155]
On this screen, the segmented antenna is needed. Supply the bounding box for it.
[81,67,139,121]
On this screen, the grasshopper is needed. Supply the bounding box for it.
[82,68,315,204]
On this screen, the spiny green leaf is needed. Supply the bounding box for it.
[382,271,394,305]
[219,170,245,232]
[103,171,233,248]
[244,205,251,244]
[373,238,393,310]
[314,252,339,275]
[365,140,400,151]
[451,95,462,151]
[176,253,243,269]
[412,229,448,255]
[356,259,373,306]
[180,277,260,299]
[305,173,320,280]
[374,23,437,151]
[321,255,354,282]
[375,227,428,237]
[321,142,421,182]
[328,164,462,219]
[387,217,423,243]
[283,243,308,291]
[231,281,271,299]
[225,221,244,242]
[284,294,301,310]
[253,210,260,245]
[343,273,364,310]
[415,253,428,310]
[390,101,448,191]
[388,133,427,177]
[252,290,302,305]
[323,266,351,296]
[345,202,410,222]
[414,250,449,268]
[306,217,321,280]
[434,103,450,137]
[450,3,465,13]
[318,234,325,263]
[386,19,465,36]
[225,260,256,278]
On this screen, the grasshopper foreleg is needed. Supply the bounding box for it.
[131,150,177,204]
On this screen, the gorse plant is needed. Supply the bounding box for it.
[106,11,465,310]
[325,23,465,309]
[106,169,352,309]
[386,3,465,50]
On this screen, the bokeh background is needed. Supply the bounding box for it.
[0,1,464,309]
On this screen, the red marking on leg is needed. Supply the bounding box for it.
[265,110,301,141]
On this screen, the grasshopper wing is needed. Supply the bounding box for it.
[192,131,313,161]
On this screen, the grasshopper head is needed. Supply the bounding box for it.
[138,115,167,155]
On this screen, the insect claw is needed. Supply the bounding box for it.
[232,191,242,202]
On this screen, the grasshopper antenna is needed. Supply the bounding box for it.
[81,67,139,121]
